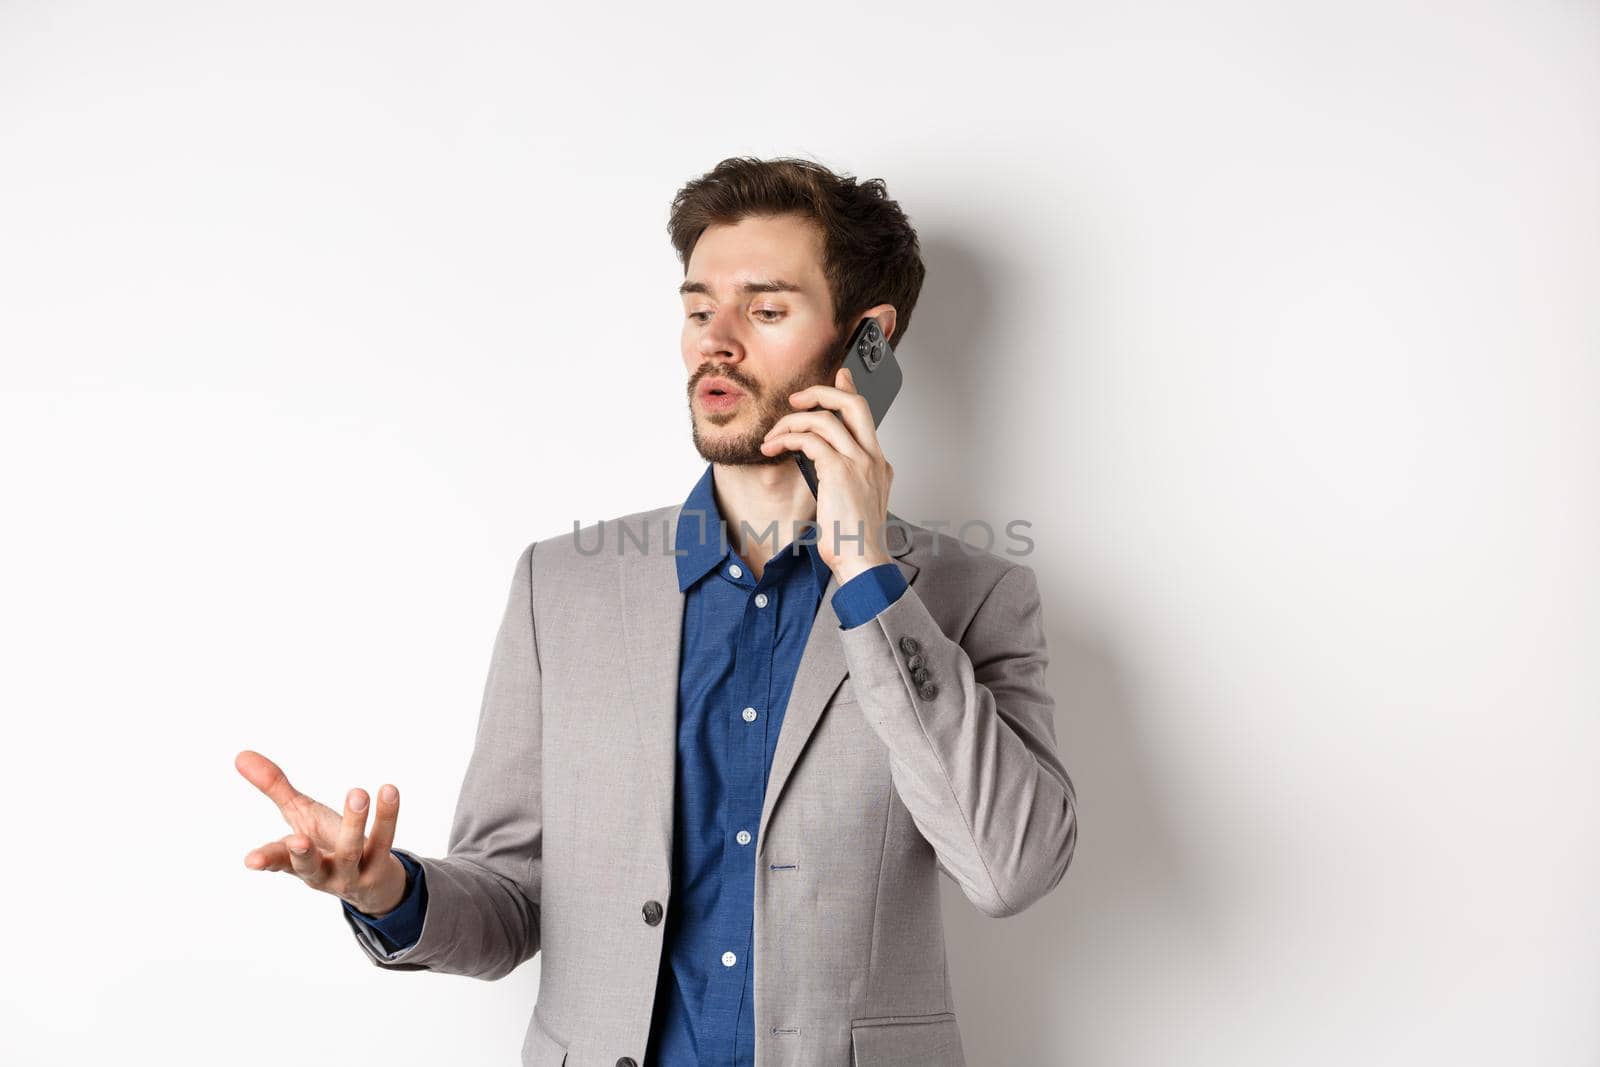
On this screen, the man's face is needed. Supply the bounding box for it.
[680,213,841,466]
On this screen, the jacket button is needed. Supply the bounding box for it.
[919,681,939,700]
[898,635,920,656]
[642,900,663,926]
[617,1058,639,1067]
[911,666,931,685]
[906,652,924,671]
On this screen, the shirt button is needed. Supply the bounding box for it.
[722,950,737,967]
[742,707,758,722]
[736,830,751,845]
[754,593,769,608]
[728,564,742,579]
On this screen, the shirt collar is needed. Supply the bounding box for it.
[674,463,833,597]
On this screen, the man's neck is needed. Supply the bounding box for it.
[709,461,818,581]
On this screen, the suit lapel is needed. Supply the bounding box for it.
[618,505,921,872]
[757,513,918,850]
[619,505,687,874]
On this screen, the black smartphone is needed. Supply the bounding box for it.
[793,316,902,496]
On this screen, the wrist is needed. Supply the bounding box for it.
[352,852,410,918]
[832,554,893,586]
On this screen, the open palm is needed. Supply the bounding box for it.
[236,748,408,916]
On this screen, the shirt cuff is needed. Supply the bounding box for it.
[832,562,908,629]
[341,849,427,953]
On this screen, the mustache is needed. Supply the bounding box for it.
[690,368,758,397]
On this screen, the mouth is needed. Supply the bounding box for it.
[696,378,747,411]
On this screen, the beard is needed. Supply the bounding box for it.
[687,343,841,466]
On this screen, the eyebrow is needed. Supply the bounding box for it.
[678,278,805,297]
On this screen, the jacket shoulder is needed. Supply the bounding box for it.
[524,501,679,575]
[897,517,1031,589]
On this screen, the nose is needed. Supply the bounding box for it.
[696,308,745,365]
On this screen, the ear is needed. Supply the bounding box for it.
[861,303,898,343]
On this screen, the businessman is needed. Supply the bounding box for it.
[238,156,1078,1067]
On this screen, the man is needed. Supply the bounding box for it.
[237,156,1078,1067]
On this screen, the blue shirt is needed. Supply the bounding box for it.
[345,464,907,1065]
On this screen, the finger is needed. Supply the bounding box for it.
[363,784,400,868]
[285,831,327,884]
[333,788,370,886]
[243,833,320,879]
[790,374,880,454]
[245,840,295,873]
[759,430,838,470]
[234,750,306,816]
[763,410,864,463]
[829,367,883,455]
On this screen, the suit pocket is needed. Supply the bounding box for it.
[850,1011,964,1066]
[520,1008,568,1067]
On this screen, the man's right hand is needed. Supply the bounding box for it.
[235,749,410,918]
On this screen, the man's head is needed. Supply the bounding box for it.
[669,157,925,466]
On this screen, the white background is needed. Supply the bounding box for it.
[1,2,1594,1064]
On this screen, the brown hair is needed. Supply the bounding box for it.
[668,156,927,350]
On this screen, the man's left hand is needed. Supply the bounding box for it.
[760,366,895,585]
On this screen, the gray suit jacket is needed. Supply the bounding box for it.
[345,502,1078,1066]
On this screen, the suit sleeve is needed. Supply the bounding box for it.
[343,540,545,978]
[836,562,1077,918]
